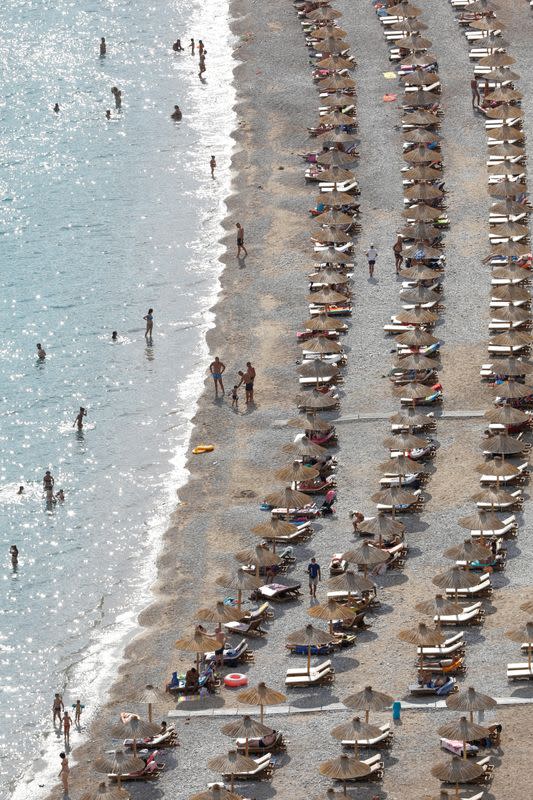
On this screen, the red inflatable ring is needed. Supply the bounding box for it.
[224,673,248,688]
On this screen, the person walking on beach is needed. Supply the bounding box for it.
[73,407,87,430]
[209,356,225,397]
[236,222,248,258]
[210,155,216,177]
[231,385,239,410]
[470,78,480,109]
[44,471,55,502]
[53,693,64,726]
[365,243,378,278]
[144,308,154,339]
[307,557,321,598]
[58,752,69,795]
[62,711,72,747]
[189,38,195,55]
[393,236,403,274]
[36,343,46,360]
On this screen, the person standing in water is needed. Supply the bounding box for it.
[73,407,87,430]
[73,699,83,726]
[198,39,205,56]
[105,109,111,120]
[53,693,64,726]
[144,308,154,339]
[62,711,72,747]
[210,155,216,178]
[10,545,19,566]
[112,331,118,340]
[236,222,248,257]
[198,51,206,77]
[36,343,46,359]
[53,103,60,113]
[111,86,122,109]
[17,486,24,495]
[43,471,55,502]
[189,38,195,55]
[172,38,184,51]
[170,105,182,121]
[100,37,106,56]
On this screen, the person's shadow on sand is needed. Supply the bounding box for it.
[237,255,247,269]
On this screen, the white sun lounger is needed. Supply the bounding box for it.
[507,664,533,680]
[286,659,332,676]
[418,632,464,655]
[341,723,392,748]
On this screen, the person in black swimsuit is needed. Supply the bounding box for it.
[236,222,248,257]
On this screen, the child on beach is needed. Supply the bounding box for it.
[231,386,239,409]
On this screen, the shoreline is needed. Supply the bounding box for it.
[44,0,318,794]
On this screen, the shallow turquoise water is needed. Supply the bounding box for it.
[0,0,234,794]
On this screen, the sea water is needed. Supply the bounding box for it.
[0,1,236,795]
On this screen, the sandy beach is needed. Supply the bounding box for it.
[48,0,533,797]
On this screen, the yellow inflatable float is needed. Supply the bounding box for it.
[192,444,214,454]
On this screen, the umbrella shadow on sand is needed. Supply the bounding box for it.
[288,690,341,709]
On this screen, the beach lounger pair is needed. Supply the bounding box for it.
[236,730,285,755]
[418,656,466,675]
[441,738,479,758]
[223,752,273,781]
[204,639,252,666]
[468,514,517,538]
[270,504,321,519]
[341,723,393,749]
[445,575,492,598]
[252,582,302,601]
[108,751,163,781]
[478,462,529,486]
[435,603,484,626]
[475,485,523,509]
[123,725,177,750]
[507,663,533,681]
[285,659,335,687]
[224,617,267,638]
[409,677,457,696]
[418,632,465,658]
[443,757,494,784]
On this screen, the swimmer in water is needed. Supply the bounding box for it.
[10,545,18,565]
[56,489,65,502]
[170,105,182,121]
[105,109,111,120]
[53,103,60,113]
[17,486,24,495]
[190,38,195,55]
[36,343,46,359]
[112,330,118,340]
[73,407,87,430]
[172,38,184,51]
[100,37,106,56]
[210,155,216,177]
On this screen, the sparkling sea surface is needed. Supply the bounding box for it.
[0,1,234,795]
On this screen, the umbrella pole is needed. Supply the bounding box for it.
[528,644,532,672]
[343,778,347,796]
[365,709,369,724]
[148,702,152,723]
[230,772,235,793]
[132,737,137,759]
[463,736,467,761]
[237,589,242,611]
[307,644,311,675]
[245,736,249,757]
[260,703,264,724]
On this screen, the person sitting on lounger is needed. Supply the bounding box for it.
[185,666,199,692]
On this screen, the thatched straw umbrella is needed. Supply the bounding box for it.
[111,715,160,758]
[319,754,371,796]
[330,716,382,757]
[432,566,479,602]
[506,621,533,671]
[438,716,490,760]
[221,715,272,756]
[308,598,357,634]
[342,541,389,578]
[398,622,445,671]
[135,684,165,723]
[216,569,261,610]
[81,783,129,800]
[175,629,219,671]
[235,544,281,579]
[208,750,257,793]
[237,681,286,722]
[431,756,484,799]
[446,686,497,723]
[343,685,393,722]
[189,786,242,800]
[95,750,144,790]
[286,623,332,673]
